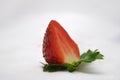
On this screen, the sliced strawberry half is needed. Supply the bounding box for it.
[42,20,104,72]
[43,20,80,65]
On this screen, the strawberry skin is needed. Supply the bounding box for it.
[43,20,80,65]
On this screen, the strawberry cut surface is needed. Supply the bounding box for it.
[43,20,80,64]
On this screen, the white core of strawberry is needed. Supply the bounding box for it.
[63,51,80,65]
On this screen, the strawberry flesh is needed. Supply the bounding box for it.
[43,20,80,64]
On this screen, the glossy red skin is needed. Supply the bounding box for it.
[43,20,80,64]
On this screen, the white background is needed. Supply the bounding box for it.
[0,0,120,80]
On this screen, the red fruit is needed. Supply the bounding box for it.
[43,20,80,64]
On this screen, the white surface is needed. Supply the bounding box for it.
[0,0,120,80]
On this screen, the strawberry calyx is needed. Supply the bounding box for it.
[43,63,76,72]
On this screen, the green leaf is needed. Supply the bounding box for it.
[43,63,76,72]
[67,64,76,72]
[80,49,104,63]
[96,53,104,59]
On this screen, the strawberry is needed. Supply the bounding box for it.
[42,20,104,72]
[43,20,80,65]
